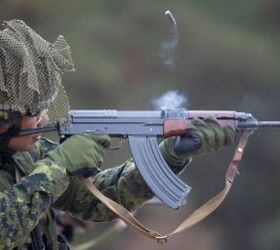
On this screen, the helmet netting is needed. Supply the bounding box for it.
[0,19,75,123]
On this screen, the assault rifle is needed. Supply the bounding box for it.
[18,109,280,210]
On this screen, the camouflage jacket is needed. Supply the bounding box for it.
[0,137,188,250]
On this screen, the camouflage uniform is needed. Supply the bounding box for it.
[0,136,187,249]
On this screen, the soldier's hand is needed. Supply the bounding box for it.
[46,134,111,177]
[161,117,236,166]
[28,134,111,202]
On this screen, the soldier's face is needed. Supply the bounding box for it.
[7,112,49,151]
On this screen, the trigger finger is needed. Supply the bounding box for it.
[94,134,112,148]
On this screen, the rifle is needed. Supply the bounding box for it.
[18,109,280,210]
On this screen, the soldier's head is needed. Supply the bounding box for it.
[0,19,75,151]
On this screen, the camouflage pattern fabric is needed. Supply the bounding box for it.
[0,137,189,249]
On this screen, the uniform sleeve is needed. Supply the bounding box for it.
[33,137,58,160]
[0,165,69,249]
[53,158,154,221]
[53,153,191,222]
[11,138,59,176]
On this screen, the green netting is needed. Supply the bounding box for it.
[0,19,75,123]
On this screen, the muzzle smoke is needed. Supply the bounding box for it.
[152,90,188,110]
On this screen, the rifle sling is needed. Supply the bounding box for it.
[82,129,253,243]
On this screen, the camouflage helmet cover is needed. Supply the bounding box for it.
[0,19,75,123]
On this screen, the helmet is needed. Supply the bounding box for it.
[0,19,75,127]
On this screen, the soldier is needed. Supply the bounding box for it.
[0,19,236,249]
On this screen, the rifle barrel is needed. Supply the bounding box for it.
[236,120,280,129]
[257,121,280,128]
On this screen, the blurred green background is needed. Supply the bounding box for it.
[1,0,280,249]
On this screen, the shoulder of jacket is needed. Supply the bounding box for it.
[38,137,58,151]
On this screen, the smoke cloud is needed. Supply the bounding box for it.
[159,11,179,70]
[159,32,178,69]
[152,90,188,109]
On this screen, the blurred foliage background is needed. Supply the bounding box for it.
[1,0,280,249]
